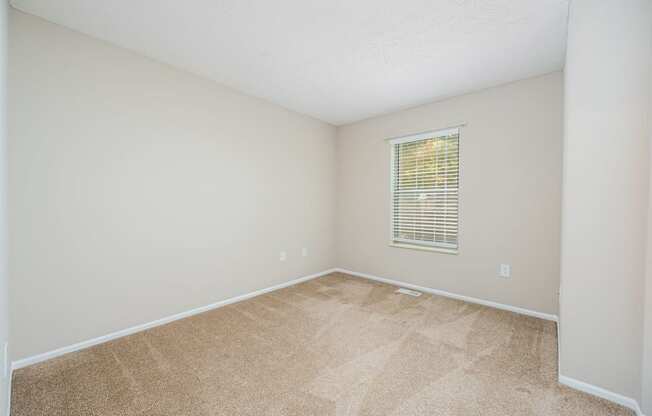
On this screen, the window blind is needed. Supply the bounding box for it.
[390,128,459,250]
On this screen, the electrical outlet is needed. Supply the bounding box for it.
[279,251,287,262]
[499,264,511,278]
[301,247,308,257]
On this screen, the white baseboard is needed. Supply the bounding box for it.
[335,268,559,322]
[336,268,649,414]
[12,268,337,370]
[9,267,645,416]
[558,375,645,416]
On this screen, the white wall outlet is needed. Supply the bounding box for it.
[499,264,511,278]
[301,247,308,257]
[279,251,287,262]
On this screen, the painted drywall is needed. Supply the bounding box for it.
[335,72,563,316]
[644,75,652,416]
[8,10,336,360]
[0,2,8,415]
[10,0,569,125]
[560,0,652,403]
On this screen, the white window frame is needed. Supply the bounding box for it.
[389,126,461,254]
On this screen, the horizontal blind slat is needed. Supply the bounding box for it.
[392,130,459,249]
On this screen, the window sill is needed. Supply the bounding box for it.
[389,242,458,255]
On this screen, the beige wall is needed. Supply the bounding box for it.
[643,72,652,416]
[8,2,652,411]
[335,72,563,315]
[8,10,336,360]
[0,2,8,415]
[560,0,652,403]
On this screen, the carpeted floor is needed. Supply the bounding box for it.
[11,272,632,415]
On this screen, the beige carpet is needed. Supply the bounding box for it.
[11,273,632,415]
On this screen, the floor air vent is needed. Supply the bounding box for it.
[396,288,422,297]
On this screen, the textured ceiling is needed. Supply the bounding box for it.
[11,0,569,125]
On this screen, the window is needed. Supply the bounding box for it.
[390,127,459,252]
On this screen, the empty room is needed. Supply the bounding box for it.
[0,0,651,415]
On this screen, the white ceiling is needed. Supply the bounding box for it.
[11,0,569,125]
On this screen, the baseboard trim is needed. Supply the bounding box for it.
[12,268,337,370]
[335,268,559,322]
[336,269,650,414]
[558,375,645,416]
[10,267,645,416]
